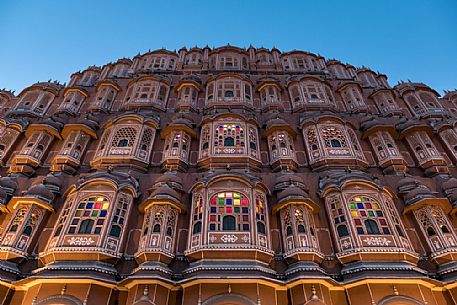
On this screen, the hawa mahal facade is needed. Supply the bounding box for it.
[0,45,456,304]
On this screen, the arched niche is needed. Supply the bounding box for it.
[36,295,83,305]
[202,293,257,305]
[378,295,424,305]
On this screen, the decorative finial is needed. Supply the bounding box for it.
[393,285,399,295]
[228,284,232,294]
[310,285,319,300]
[61,284,67,295]
[143,285,149,296]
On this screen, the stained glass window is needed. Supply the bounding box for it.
[349,196,390,235]
[209,192,249,231]
[249,127,258,150]
[9,208,28,232]
[214,124,245,147]
[166,209,177,237]
[69,196,110,235]
[193,196,203,222]
[152,208,165,232]
[256,195,266,234]
[284,209,292,236]
[201,128,210,150]
[307,128,319,150]
[109,195,129,238]
[321,127,347,148]
[329,197,349,237]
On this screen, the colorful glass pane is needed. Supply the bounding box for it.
[349,196,389,235]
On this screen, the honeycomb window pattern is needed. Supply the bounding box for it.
[321,127,347,148]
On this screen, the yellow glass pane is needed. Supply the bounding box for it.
[234,199,240,205]
[97,197,104,202]
[355,197,361,202]
[351,210,358,217]
[102,202,109,209]
[218,193,225,198]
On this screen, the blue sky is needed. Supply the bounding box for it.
[0,0,456,94]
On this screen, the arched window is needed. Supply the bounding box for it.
[193,221,202,234]
[337,224,349,237]
[117,139,129,147]
[427,226,436,236]
[365,219,380,234]
[22,225,33,236]
[257,222,265,234]
[78,219,94,234]
[209,192,249,232]
[297,224,306,233]
[330,139,341,147]
[166,226,173,236]
[441,225,450,233]
[224,137,234,146]
[222,215,236,230]
[109,224,121,237]
[153,224,161,232]
[224,90,234,98]
[286,226,293,236]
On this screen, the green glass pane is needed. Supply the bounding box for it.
[218,198,225,205]
[91,210,98,217]
[233,193,240,199]
[368,211,375,217]
[350,203,356,209]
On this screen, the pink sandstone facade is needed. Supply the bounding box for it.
[0,45,456,304]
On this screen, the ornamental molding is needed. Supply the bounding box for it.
[67,236,95,246]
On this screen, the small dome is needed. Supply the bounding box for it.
[446,191,457,205]
[397,176,419,192]
[80,116,99,131]
[277,185,309,202]
[265,117,288,130]
[274,172,306,191]
[149,184,180,201]
[442,177,457,191]
[27,183,55,203]
[154,172,183,190]
[0,188,8,205]
[0,176,17,191]
[404,187,434,205]
[43,174,62,193]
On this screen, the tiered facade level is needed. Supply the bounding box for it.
[0,46,457,305]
